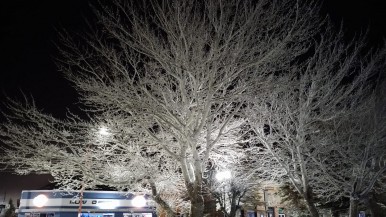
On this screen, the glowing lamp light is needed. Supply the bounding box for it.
[215,170,231,181]
[33,194,48,207]
[98,126,110,136]
[132,195,147,208]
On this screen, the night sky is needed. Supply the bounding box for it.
[0,0,385,203]
[0,0,91,203]
[0,0,91,118]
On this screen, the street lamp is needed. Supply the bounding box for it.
[98,126,110,136]
[215,170,231,181]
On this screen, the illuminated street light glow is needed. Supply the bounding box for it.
[33,194,48,207]
[132,195,147,208]
[215,170,231,181]
[98,126,110,136]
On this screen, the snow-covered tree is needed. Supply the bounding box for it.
[57,0,320,216]
[311,68,386,217]
[277,184,310,216]
[1,0,328,216]
[0,104,181,216]
[246,27,384,216]
[209,152,262,217]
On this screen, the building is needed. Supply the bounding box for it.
[17,190,156,217]
[255,186,287,217]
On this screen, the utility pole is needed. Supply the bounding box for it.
[77,183,85,217]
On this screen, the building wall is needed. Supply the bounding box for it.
[245,186,289,217]
[244,185,338,217]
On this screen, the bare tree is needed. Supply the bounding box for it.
[246,26,383,216]
[312,66,386,217]
[213,179,246,217]
[0,103,180,216]
[1,0,324,216]
[56,0,320,216]
[209,152,262,217]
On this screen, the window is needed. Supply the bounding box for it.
[278,207,285,217]
[29,213,54,217]
[247,211,256,217]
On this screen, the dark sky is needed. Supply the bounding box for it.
[0,0,385,117]
[0,0,91,118]
[0,0,91,203]
[0,0,385,203]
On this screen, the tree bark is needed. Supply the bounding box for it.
[331,210,339,217]
[303,190,319,217]
[229,192,238,217]
[184,179,204,217]
[203,189,217,217]
[304,199,319,217]
[190,194,205,217]
[150,180,176,217]
[349,198,359,217]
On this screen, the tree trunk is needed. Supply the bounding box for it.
[184,179,204,217]
[153,195,175,217]
[229,192,238,217]
[190,194,204,217]
[203,191,217,217]
[332,210,339,217]
[149,180,176,217]
[349,198,359,217]
[367,195,376,217]
[304,199,319,217]
[303,190,319,217]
